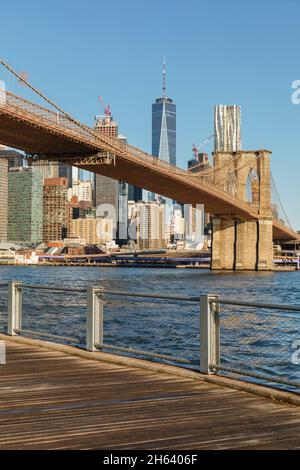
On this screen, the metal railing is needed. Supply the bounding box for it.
[90,288,200,366]
[8,282,87,346]
[2,281,300,392]
[208,297,300,390]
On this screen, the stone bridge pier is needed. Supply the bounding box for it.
[210,150,274,271]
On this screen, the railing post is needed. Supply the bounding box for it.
[86,286,103,352]
[200,294,220,374]
[8,281,22,336]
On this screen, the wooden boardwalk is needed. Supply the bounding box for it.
[0,340,300,450]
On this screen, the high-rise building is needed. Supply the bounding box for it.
[128,201,167,250]
[8,168,43,243]
[0,149,23,169]
[152,59,176,166]
[69,180,93,203]
[94,114,118,138]
[78,169,94,183]
[0,156,8,241]
[170,208,185,243]
[70,218,113,245]
[32,160,59,182]
[188,152,210,173]
[214,105,241,152]
[58,165,73,188]
[43,177,70,243]
[94,115,128,245]
[128,185,143,202]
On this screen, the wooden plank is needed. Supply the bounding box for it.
[0,341,300,449]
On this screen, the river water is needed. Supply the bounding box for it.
[1,265,300,302]
[0,266,299,391]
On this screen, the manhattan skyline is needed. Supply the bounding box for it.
[0,0,299,228]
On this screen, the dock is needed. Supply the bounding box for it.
[1,337,300,450]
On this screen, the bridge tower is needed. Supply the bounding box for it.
[211,150,273,271]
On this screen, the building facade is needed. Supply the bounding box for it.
[128,184,143,202]
[32,160,59,182]
[8,168,43,243]
[152,60,176,166]
[70,218,113,245]
[188,152,210,173]
[152,98,176,165]
[43,177,69,243]
[94,115,128,245]
[0,157,8,241]
[69,180,93,203]
[129,201,167,250]
[0,149,23,169]
[58,165,73,188]
[214,105,241,152]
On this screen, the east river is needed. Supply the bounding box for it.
[0,266,299,391]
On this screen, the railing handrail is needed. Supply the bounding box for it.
[21,284,87,293]
[11,283,300,312]
[213,298,300,312]
[93,289,200,302]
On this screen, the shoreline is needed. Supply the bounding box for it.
[0,262,298,271]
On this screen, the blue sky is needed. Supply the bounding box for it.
[1,0,300,228]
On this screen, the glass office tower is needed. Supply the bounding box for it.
[152,97,176,166]
[151,60,176,202]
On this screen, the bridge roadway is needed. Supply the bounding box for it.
[0,91,297,242]
[0,335,300,450]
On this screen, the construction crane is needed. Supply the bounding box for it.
[191,134,214,164]
[99,95,111,117]
[192,134,214,159]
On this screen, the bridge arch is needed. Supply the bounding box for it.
[212,150,273,271]
[245,168,259,206]
[224,170,238,196]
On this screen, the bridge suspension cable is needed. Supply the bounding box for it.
[187,152,243,176]
[0,59,120,152]
[1,59,173,166]
[271,173,293,232]
[0,60,78,122]
[213,154,261,188]
[186,152,258,180]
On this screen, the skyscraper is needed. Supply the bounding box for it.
[129,201,168,250]
[214,105,241,152]
[58,165,73,188]
[0,156,8,241]
[43,177,70,243]
[8,168,43,244]
[0,149,23,169]
[152,59,176,166]
[78,168,94,183]
[94,115,128,245]
[128,185,143,202]
[1,148,25,242]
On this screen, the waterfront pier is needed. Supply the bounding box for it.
[0,280,300,449]
[0,337,300,450]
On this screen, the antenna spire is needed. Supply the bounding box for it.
[162,57,166,99]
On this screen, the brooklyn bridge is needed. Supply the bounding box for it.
[0,60,298,271]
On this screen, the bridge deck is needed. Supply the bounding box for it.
[0,341,300,450]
